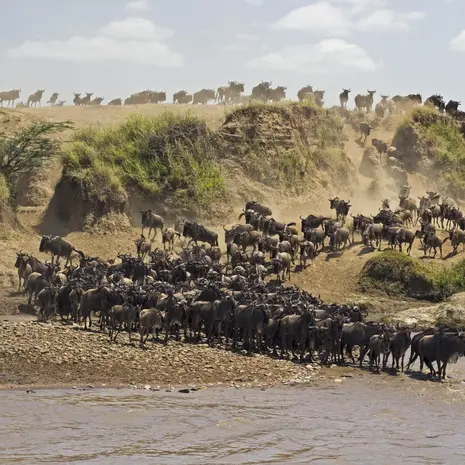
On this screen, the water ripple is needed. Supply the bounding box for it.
[0,384,464,464]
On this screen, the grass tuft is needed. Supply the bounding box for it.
[359,251,465,301]
[62,112,226,215]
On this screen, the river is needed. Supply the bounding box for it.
[1,379,465,465]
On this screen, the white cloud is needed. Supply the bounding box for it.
[125,0,151,12]
[273,2,351,36]
[357,9,425,32]
[236,32,259,41]
[100,18,173,41]
[451,30,465,51]
[7,18,183,67]
[248,39,382,73]
[244,0,264,6]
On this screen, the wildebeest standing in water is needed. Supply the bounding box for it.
[140,210,164,240]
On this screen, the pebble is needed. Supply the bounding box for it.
[334,378,344,384]
[178,388,190,394]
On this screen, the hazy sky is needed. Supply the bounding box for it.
[2,0,465,106]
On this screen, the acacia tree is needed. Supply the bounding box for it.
[0,120,74,181]
[0,120,73,202]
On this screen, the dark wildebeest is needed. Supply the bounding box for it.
[425,94,445,112]
[245,200,272,216]
[445,100,460,115]
[297,85,313,102]
[423,232,444,259]
[329,198,351,224]
[182,220,219,247]
[192,89,216,105]
[140,209,164,240]
[419,331,465,380]
[443,228,465,254]
[385,326,411,372]
[134,235,152,261]
[108,98,123,106]
[14,252,33,290]
[47,92,59,106]
[39,236,84,266]
[300,214,330,232]
[340,321,383,365]
[358,122,372,144]
[339,88,351,109]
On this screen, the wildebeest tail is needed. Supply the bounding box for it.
[73,248,85,258]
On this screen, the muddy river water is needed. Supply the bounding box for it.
[1,379,465,465]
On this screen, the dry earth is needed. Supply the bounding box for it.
[0,104,462,389]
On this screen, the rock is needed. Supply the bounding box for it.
[359,147,381,179]
[26,389,35,393]
[334,378,344,384]
[178,388,190,394]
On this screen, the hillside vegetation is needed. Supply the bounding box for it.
[393,106,465,198]
[359,251,465,301]
[42,103,356,230]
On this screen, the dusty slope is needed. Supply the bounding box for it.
[3,104,465,388]
[0,103,460,316]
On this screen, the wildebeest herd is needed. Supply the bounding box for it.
[1,84,464,119]
[12,197,465,381]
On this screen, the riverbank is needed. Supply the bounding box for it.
[0,320,317,389]
[2,320,465,392]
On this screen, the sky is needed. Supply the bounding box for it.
[2,0,465,107]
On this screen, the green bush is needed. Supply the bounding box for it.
[62,112,226,214]
[394,106,465,198]
[359,251,465,301]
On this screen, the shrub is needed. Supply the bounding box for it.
[359,251,465,301]
[62,112,226,215]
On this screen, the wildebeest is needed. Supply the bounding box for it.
[394,228,415,255]
[173,90,192,104]
[182,220,219,247]
[134,235,152,260]
[358,122,372,144]
[39,236,84,266]
[0,89,21,107]
[386,326,411,372]
[80,93,93,106]
[245,200,272,216]
[193,89,216,105]
[140,210,164,240]
[355,90,376,112]
[425,94,445,112]
[14,252,33,290]
[340,321,382,365]
[445,99,461,115]
[216,81,244,104]
[339,89,351,108]
[297,85,314,102]
[423,232,444,259]
[108,98,122,106]
[419,330,465,380]
[443,228,465,254]
[73,93,82,106]
[271,252,293,281]
[329,198,351,224]
[367,332,390,372]
[363,223,384,250]
[162,228,181,251]
[47,92,59,106]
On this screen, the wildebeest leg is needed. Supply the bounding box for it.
[164,323,170,345]
[359,345,369,367]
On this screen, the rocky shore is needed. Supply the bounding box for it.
[0,321,325,389]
